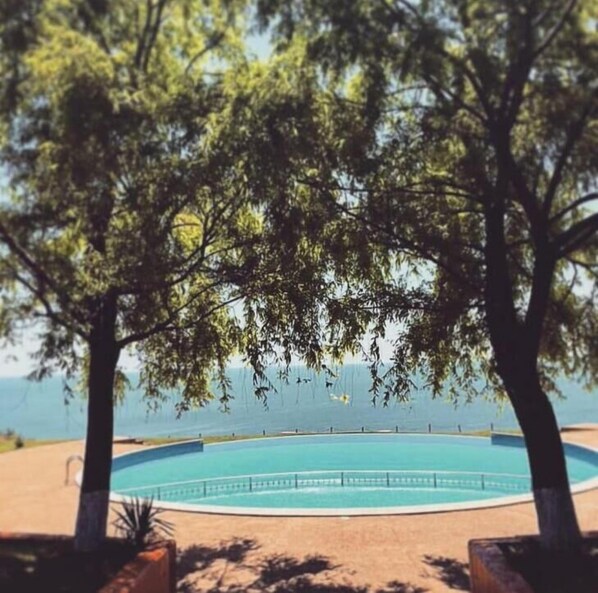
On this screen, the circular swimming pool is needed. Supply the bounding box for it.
[110,434,598,515]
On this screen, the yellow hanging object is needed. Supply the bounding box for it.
[330,393,351,405]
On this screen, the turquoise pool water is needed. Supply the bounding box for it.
[110,434,598,513]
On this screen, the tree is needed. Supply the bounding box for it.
[256,0,598,552]
[0,0,311,551]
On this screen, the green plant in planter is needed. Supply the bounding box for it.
[113,498,174,549]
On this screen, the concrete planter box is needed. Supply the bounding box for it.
[469,536,534,593]
[469,532,598,593]
[0,532,176,593]
[100,539,176,593]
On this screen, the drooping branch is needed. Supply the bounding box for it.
[117,293,242,348]
[115,235,255,295]
[0,221,87,327]
[324,189,481,291]
[7,265,89,341]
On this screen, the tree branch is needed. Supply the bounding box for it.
[494,139,544,246]
[117,294,241,348]
[543,92,596,216]
[185,32,226,75]
[556,212,598,257]
[550,192,598,225]
[383,0,494,120]
[296,176,483,203]
[0,220,87,326]
[533,0,577,59]
[141,0,168,72]
[7,266,89,341]
[134,0,154,69]
[500,6,535,130]
[426,75,488,124]
[323,188,480,290]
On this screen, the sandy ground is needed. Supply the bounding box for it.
[1,428,597,593]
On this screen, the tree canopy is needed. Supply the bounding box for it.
[255,0,598,401]
[0,0,309,405]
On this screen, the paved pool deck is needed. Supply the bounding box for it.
[1,427,597,593]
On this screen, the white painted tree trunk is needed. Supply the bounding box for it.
[74,490,110,552]
[534,487,582,552]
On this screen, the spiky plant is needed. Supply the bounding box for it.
[113,497,174,549]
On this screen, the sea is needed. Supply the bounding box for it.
[0,364,596,439]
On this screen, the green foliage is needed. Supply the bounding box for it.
[0,428,26,450]
[256,0,598,403]
[0,0,289,408]
[113,497,174,549]
[0,0,364,414]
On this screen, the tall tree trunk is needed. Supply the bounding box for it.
[74,294,120,552]
[500,365,582,551]
[484,192,581,552]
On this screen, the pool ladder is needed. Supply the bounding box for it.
[65,454,84,485]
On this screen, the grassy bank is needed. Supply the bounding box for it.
[0,434,63,454]
[141,434,267,446]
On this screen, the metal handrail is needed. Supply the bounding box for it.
[115,468,531,493]
[115,469,533,501]
[65,454,84,486]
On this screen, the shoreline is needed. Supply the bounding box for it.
[1,427,526,454]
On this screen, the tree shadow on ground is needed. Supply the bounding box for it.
[375,582,427,593]
[177,537,259,578]
[422,555,470,591]
[257,553,338,586]
[177,539,427,593]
